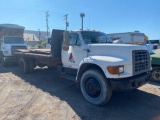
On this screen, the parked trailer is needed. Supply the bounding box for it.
[107,32,145,44]
[14,29,151,105]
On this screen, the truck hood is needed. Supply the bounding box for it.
[88,44,148,61]
[4,43,26,46]
[151,53,160,65]
[2,44,27,49]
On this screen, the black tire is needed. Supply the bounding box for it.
[48,66,56,70]
[28,58,35,73]
[20,58,30,74]
[17,58,21,67]
[150,67,160,83]
[80,69,112,105]
[1,56,7,67]
[0,54,2,62]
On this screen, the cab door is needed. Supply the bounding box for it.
[62,32,85,69]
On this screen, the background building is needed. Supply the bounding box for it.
[23,33,40,48]
[24,30,50,41]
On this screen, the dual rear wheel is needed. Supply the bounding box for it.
[19,58,35,74]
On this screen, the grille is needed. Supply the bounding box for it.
[11,46,27,54]
[132,50,150,75]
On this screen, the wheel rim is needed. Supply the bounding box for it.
[85,77,101,98]
[152,70,160,81]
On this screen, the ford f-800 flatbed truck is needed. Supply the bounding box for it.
[13,29,151,105]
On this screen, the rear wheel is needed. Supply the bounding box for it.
[48,66,56,70]
[28,59,35,73]
[20,58,30,74]
[151,67,160,83]
[80,69,112,105]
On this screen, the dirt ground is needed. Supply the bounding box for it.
[0,64,160,120]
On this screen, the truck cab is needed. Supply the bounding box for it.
[59,30,151,105]
[0,36,27,66]
[61,30,150,79]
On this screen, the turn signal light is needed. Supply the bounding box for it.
[107,66,124,75]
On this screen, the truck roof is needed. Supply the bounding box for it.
[3,36,23,37]
[71,30,104,33]
[107,32,145,36]
[0,24,25,29]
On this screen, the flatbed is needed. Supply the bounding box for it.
[13,48,61,67]
[15,48,50,54]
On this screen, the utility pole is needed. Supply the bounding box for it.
[46,11,50,36]
[64,14,69,31]
[38,29,41,41]
[80,12,85,30]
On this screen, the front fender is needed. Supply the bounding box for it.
[77,56,132,80]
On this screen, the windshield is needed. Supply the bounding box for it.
[145,40,151,44]
[81,31,112,44]
[4,37,24,44]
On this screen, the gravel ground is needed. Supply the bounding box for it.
[0,63,160,120]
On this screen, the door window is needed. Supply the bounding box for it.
[69,33,81,46]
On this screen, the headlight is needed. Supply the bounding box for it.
[107,65,124,75]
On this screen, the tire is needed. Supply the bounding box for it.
[1,56,7,67]
[48,66,56,70]
[28,58,35,73]
[0,54,2,62]
[20,58,30,74]
[17,58,21,67]
[150,67,160,83]
[80,69,112,105]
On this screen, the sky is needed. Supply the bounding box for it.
[0,0,160,39]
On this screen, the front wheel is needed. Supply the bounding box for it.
[1,56,7,67]
[80,69,112,105]
[151,67,160,83]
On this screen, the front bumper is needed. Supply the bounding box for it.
[4,56,18,63]
[110,72,150,90]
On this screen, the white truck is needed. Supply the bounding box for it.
[107,32,145,44]
[145,40,158,49]
[0,36,27,66]
[13,29,151,105]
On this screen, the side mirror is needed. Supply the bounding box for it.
[63,31,70,51]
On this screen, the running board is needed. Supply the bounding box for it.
[60,74,76,81]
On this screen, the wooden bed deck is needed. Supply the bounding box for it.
[16,48,50,55]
